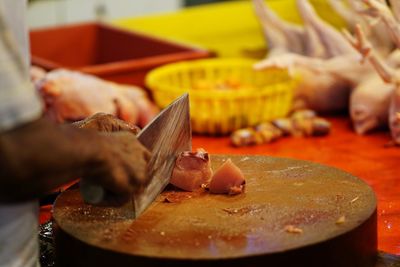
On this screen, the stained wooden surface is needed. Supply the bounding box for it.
[54,155,377,267]
[192,116,400,255]
[39,115,400,256]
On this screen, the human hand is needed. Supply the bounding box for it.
[0,117,148,204]
[81,131,151,206]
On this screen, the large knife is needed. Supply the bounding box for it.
[81,93,191,218]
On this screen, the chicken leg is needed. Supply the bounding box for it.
[252,0,327,58]
[296,0,357,58]
[252,0,305,56]
[328,0,358,29]
[388,0,400,22]
[360,0,400,48]
[330,0,393,56]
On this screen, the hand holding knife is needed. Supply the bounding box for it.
[80,93,191,219]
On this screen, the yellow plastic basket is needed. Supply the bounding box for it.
[146,58,297,135]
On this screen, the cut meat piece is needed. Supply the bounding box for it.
[170,150,213,192]
[209,159,245,195]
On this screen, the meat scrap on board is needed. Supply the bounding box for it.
[170,149,213,192]
[170,149,246,195]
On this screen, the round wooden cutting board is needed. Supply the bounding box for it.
[53,155,377,267]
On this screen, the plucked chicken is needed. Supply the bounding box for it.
[345,22,400,144]
[253,0,370,113]
[36,69,159,127]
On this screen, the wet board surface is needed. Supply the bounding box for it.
[53,155,377,267]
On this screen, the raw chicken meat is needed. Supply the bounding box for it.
[36,69,159,127]
[388,0,400,22]
[170,150,245,195]
[253,0,371,113]
[389,91,400,144]
[115,83,160,127]
[255,52,370,112]
[209,159,245,195]
[350,73,393,134]
[347,48,400,134]
[360,0,400,48]
[252,0,309,56]
[30,65,47,83]
[170,150,213,192]
[341,0,400,134]
[328,0,359,29]
[327,0,393,56]
[254,0,400,140]
[345,23,400,144]
[252,0,332,58]
[296,0,357,58]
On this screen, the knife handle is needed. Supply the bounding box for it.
[80,180,106,204]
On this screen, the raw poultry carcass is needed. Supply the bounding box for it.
[36,69,159,127]
[345,0,400,142]
[338,0,400,134]
[252,0,324,57]
[359,0,400,48]
[332,0,393,51]
[252,0,344,58]
[255,52,369,112]
[296,0,357,58]
[389,0,400,22]
[345,23,400,144]
[327,0,393,56]
[253,0,371,112]
[30,65,47,84]
[252,0,363,58]
[345,48,400,134]
[349,73,394,134]
[328,0,358,28]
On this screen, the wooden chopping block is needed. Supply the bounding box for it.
[53,155,377,267]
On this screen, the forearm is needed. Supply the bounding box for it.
[0,118,101,203]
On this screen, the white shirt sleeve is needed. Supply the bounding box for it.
[0,0,43,132]
[0,2,42,266]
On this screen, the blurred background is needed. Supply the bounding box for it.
[27,0,235,28]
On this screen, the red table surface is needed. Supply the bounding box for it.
[40,116,400,254]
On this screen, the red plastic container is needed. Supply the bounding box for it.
[30,22,212,86]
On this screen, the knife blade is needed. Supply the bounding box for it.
[80,93,191,218]
[133,93,191,217]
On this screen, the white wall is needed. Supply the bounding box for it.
[28,0,183,29]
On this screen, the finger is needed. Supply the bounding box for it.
[125,156,149,186]
[112,120,141,134]
[143,148,151,162]
[100,165,134,196]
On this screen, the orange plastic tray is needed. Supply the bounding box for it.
[30,22,212,86]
